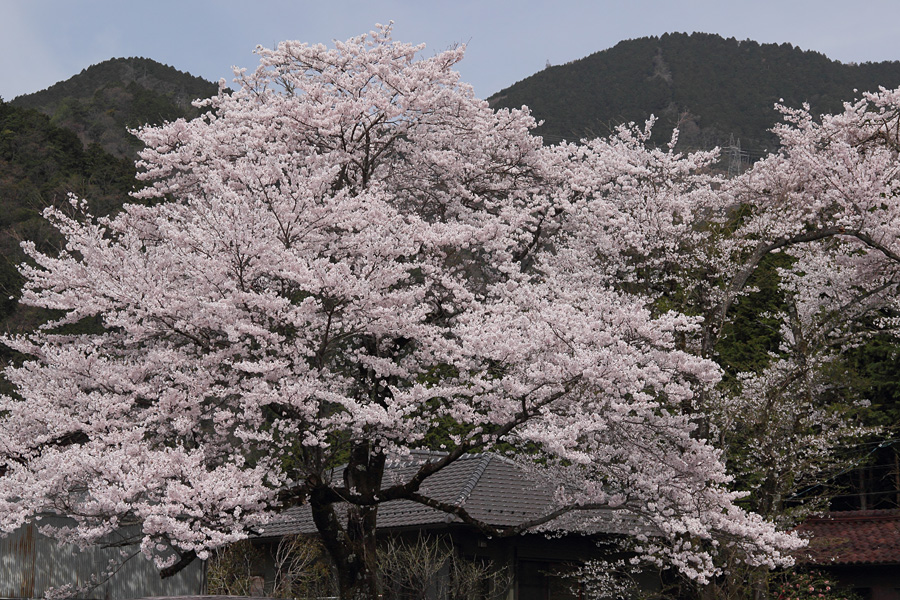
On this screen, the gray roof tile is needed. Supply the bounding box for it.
[258,451,635,538]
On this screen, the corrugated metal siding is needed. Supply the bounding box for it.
[0,519,204,599]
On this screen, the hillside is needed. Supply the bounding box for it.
[11,57,220,158]
[1,57,220,344]
[489,32,900,155]
[0,100,136,349]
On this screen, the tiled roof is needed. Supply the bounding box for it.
[795,509,900,565]
[259,451,639,538]
[138,597,272,600]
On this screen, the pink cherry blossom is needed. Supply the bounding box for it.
[0,24,811,598]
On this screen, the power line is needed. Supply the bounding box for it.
[786,438,898,501]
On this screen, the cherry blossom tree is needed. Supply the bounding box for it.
[717,88,900,515]
[570,90,900,524]
[0,25,801,599]
[677,90,900,599]
[550,89,900,598]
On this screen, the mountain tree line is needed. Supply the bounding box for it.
[490,32,900,155]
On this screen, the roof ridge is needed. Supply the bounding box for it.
[453,453,493,507]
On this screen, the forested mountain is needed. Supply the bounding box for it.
[11,57,220,158]
[0,100,136,348]
[1,58,220,344]
[14,38,900,163]
[490,32,900,156]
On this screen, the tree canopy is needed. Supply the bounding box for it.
[5,25,900,600]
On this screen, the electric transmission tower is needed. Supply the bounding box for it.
[727,134,745,177]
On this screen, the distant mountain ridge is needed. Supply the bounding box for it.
[489,32,900,155]
[11,57,220,157]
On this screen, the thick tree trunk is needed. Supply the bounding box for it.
[309,440,386,600]
[310,492,381,599]
[343,505,380,599]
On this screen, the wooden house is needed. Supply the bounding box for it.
[795,509,900,600]
[254,450,656,600]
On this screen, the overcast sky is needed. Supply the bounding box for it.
[3,0,900,102]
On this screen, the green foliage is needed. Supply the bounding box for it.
[717,252,790,377]
[839,333,900,428]
[771,569,861,600]
[0,101,136,274]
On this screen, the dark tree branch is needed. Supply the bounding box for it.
[708,226,856,355]
[376,379,581,503]
[407,491,612,537]
[160,549,196,579]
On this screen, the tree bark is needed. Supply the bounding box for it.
[309,440,385,600]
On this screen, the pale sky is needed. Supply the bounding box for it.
[3,0,900,102]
